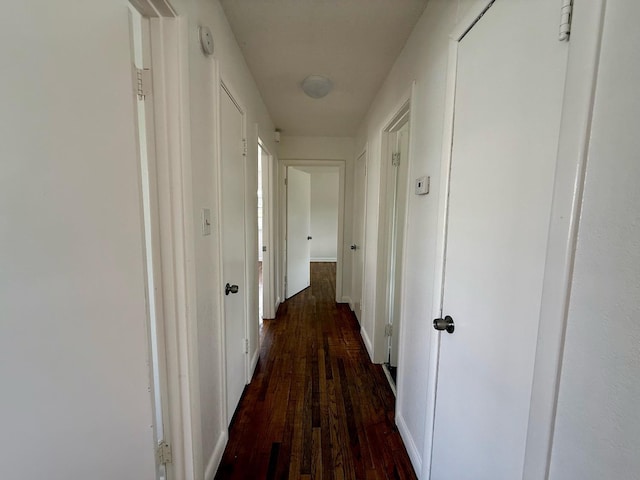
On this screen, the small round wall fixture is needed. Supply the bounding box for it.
[199,26,214,56]
[301,75,333,99]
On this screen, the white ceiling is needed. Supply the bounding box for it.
[220,0,429,137]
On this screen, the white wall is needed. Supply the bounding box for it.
[278,136,354,301]
[353,0,474,470]
[168,0,278,475]
[0,2,156,478]
[548,2,640,478]
[0,0,278,478]
[297,168,340,261]
[310,172,339,261]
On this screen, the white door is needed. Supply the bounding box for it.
[220,85,247,425]
[286,167,311,298]
[351,152,367,323]
[431,1,568,478]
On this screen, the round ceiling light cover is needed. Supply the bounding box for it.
[301,75,333,99]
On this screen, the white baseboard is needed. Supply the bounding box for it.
[397,412,422,475]
[360,326,374,361]
[310,257,337,262]
[249,348,259,378]
[342,296,354,310]
[204,430,228,480]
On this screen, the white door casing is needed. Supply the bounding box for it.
[430,1,569,478]
[351,151,367,323]
[286,167,311,298]
[388,122,410,369]
[220,84,248,425]
[129,7,172,479]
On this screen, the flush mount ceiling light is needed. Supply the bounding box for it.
[301,75,333,99]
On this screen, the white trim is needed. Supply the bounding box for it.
[258,139,276,321]
[523,2,606,479]
[175,17,201,480]
[371,89,412,364]
[342,296,353,310]
[204,430,229,480]
[213,60,230,432]
[249,348,260,379]
[351,147,368,326]
[397,412,422,475]
[360,326,374,361]
[310,257,337,262]
[451,0,495,40]
[131,9,200,480]
[280,159,347,304]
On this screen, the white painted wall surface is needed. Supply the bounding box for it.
[353,0,474,470]
[296,169,340,262]
[168,0,279,475]
[278,136,354,302]
[549,2,640,478]
[310,172,339,261]
[0,2,156,478]
[0,0,278,478]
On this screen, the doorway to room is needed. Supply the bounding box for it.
[381,112,410,391]
[285,165,340,299]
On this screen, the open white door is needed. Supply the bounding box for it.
[286,167,311,299]
[129,7,172,479]
[220,85,247,425]
[430,1,569,478]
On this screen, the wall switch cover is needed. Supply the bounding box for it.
[415,176,430,195]
[202,208,212,236]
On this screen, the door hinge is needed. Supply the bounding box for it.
[157,441,172,465]
[244,338,249,354]
[136,68,152,100]
[262,245,267,252]
[284,177,288,186]
[242,138,248,157]
[559,0,573,42]
[392,152,401,167]
[385,324,393,337]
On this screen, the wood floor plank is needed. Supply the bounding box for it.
[215,263,417,480]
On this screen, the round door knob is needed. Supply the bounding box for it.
[433,315,455,334]
[225,283,239,296]
[307,236,313,240]
[350,244,357,250]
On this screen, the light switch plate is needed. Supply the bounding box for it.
[202,208,211,236]
[415,176,430,195]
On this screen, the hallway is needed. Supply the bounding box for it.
[215,263,416,479]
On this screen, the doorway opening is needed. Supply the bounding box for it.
[128,2,180,478]
[378,104,411,392]
[285,165,341,300]
[350,150,368,325]
[258,144,264,326]
[257,139,276,332]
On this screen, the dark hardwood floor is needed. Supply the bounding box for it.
[215,262,417,480]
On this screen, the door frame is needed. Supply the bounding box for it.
[280,159,346,304]
[368,90,413,367]
[258,138,276,321]
[374,105,411,382]
[215,77,250,426]
[128,1,200,478]
[350,148,369,320]
[421,1,607,478]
